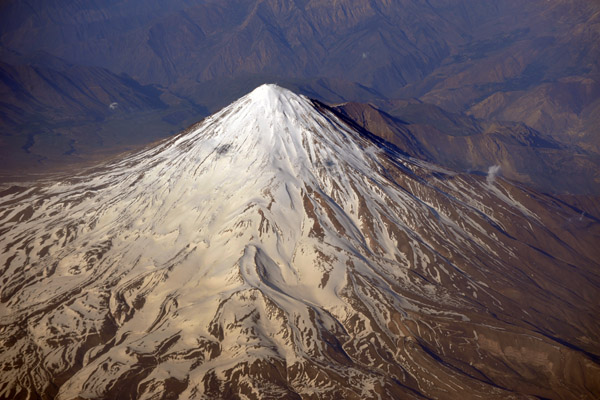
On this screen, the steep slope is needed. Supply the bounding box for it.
[336,101,600,195]
[0,85,599,399]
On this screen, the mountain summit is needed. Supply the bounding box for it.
[1,85,599,399]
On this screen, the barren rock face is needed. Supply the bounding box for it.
[1,85,599,399]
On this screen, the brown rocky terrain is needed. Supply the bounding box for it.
[400,0,600,152]
[336,101,600,194]
[467,77,600,151]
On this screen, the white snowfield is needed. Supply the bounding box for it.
[0,85,598,399]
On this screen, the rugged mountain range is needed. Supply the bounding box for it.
[1,85,598,399]
[1,0,599,192]
[335,101,600,195]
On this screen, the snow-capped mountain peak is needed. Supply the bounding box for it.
[1,85,598,399]
[245,83,299,109]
